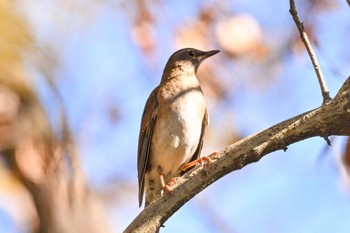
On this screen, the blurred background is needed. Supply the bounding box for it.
[1,0,350,232]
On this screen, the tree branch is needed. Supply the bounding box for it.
[124,76,350,233]
[289,0,331,103]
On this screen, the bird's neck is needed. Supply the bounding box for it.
[158,63,201,103]
[158,73,202,105]
[161,62,195,83]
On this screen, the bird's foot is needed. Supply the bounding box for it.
[181,152,217,172]
[160,177,177,196]
[161,185,172,196]
[159,175,176,196]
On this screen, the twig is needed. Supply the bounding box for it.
[289,0,331,104]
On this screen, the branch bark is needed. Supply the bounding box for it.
[125,76,350,233]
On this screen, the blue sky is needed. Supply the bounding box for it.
[1,0,350,232]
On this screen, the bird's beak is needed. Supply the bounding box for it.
[200,50,220,61]
[194,49,220,73]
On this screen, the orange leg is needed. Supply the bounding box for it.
[182,152,218,172]
[159,174,176,196]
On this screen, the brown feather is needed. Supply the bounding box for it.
[137,86,159,207]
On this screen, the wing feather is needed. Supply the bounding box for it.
[137,87,159,207]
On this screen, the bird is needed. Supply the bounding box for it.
[137,48,219,208]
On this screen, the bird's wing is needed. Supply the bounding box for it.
[189,107,209,163]
[137,86,159,207]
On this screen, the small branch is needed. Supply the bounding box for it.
[289,0,331,104]
[125,76,350,233]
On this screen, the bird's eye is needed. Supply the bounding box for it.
[188,50,195,58]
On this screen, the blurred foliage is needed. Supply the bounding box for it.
[0,0,41,231]
[0,0,31,67]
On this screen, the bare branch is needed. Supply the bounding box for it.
[289,0,331,103]
[124,76,350,232]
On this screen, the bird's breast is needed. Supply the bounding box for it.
[152,77,205,173]
[160,89,204,148]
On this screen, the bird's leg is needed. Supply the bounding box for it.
[159,173,176,196]
[181,157,212,171]
[181,152,218,172]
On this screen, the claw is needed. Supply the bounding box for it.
[159,174,176,196]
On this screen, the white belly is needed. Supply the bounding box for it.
[151,89,205,175]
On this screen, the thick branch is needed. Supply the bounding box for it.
[125,76,350,233]
[289,0,331,103]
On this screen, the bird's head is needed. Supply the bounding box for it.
[162,48,219,80]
